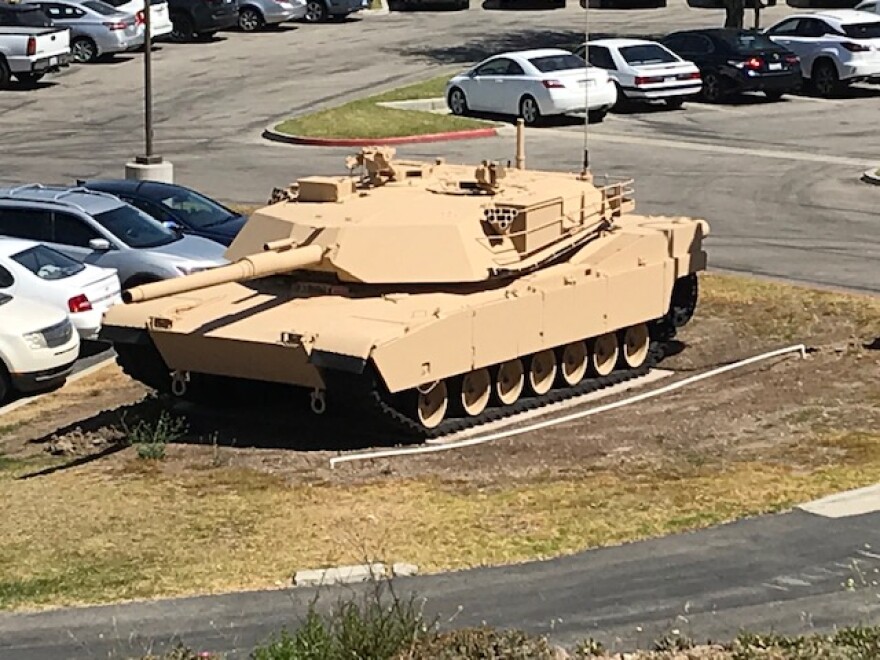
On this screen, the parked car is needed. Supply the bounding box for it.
[0,292,79,403]
[575,39,701,109]
[855,0,879,15]
[77,179,247,246]
[99,0,173,38]
[660,28,802,102]
[446,49,617,125]
[764,10,880,96]
[23,0,143,62]
[300,0,367,23]
[237,0,305,31]
[0,2,70,87]
[0,185,228,290]
[0,238,120,339]
[165,0,238,42]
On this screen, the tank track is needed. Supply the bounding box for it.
[323,341,668,441]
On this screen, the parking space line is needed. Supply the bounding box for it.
[548,130,873,167]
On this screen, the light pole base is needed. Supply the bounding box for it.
[125,157,174,183]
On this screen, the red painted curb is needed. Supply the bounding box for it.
[263,126,500,147]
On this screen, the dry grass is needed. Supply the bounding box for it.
[0,273,878,611]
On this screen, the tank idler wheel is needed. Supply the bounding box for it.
[416,380,448,429]
[460,368,492,416]
[590,333,619,376]
[527,349,557,396]
[620,323,650,369]
[494,358,524,405]
[559,341,588,387]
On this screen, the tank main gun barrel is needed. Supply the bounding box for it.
[122,244,325,304]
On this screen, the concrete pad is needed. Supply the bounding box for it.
[391,562,418,577]
[292,563,386,587]
[125,159,174,183]
[800,483,880,519]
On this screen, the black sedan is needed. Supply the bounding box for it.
[660,29,802,102]
[77,179,246,246]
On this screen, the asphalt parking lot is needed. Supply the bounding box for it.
[1,2,878,294]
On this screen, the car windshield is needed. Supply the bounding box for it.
[82,1,121,15]
[12,244,85,281]
[842,22,880,38]
[620,44,678,65]
[93,205,181,249]
[719,32,781,52]
[529,53,586,72]
[157,188,236,229]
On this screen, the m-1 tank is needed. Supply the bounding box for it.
[100,127,709,437]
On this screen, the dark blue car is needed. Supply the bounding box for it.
[77,180,247,247]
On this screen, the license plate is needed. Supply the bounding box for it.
[49,56,57,65]
[769,63,782,70]
[665,76,676,82]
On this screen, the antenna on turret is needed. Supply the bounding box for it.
[581,0,590,179]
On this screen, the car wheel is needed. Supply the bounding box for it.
[304,0,327,22]
[447,87,469,116]
[123,274,163,290]
[0,59,11,89]
[170,12,195,42]
[665,96,684,110]
[587,108,607,123]
[457,0,469,8]
[238,6,264,31]
[700,71,724,103]
[763,90,784,102]
[0,365,10,404]
[71,37,98,63]
[811,59,840,98]
[519,95,541,126]
[612,82,630,111]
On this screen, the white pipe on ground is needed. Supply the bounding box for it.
[329,344,808,468]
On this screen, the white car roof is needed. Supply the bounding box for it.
[0,237,39,258]
[586,38,660,48]
[493,48,574,60]
[804,9,880,24]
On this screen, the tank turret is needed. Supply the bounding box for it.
[100,124,709,437]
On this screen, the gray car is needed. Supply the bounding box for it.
[0,184,228,289]
[237,0,305,31]
[23,0,143,63]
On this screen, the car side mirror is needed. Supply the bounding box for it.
[162,220,182,232]
[89,238,111,251]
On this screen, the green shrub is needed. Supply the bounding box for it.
[123,411,187,461]
[399,626,555,659]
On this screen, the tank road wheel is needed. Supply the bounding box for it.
[620,323,649,369]
[590,333,619,377]
[495,358,525,405]
[416,380,448,429]
[527,349,557,396]
[460,368,491,417]
[559,341,588,387]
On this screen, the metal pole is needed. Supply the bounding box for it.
[515,118,525,170]
[144,0,152,158]
[582,0,590,176]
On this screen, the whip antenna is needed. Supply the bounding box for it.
[581,0,590,177]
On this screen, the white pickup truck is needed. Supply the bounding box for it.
[0,2,70,87]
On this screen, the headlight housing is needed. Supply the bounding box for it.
[23,331,47,350]
[176,265,209,276]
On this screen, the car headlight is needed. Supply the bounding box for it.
[176,265,209,276]
[23,331,48,350]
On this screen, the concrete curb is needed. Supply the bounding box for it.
[861,168,880,186]
[263,125,499,147]
[292,562,418,587]
[0,356,115,418]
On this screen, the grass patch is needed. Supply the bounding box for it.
[274,75,492,140]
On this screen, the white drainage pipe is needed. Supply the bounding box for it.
[329,344,807,469]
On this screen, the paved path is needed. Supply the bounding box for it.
[2,506,880,658]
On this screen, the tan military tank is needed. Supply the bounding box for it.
[100,126,709,437]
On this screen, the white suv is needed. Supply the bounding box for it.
[0,293,80,403]
[764,10,880,96]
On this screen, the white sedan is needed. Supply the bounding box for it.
[0,238,121,340]
[575,39,702,109]
[446,48,617,125]
[0,293,79,402]
[100,0,174,38]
